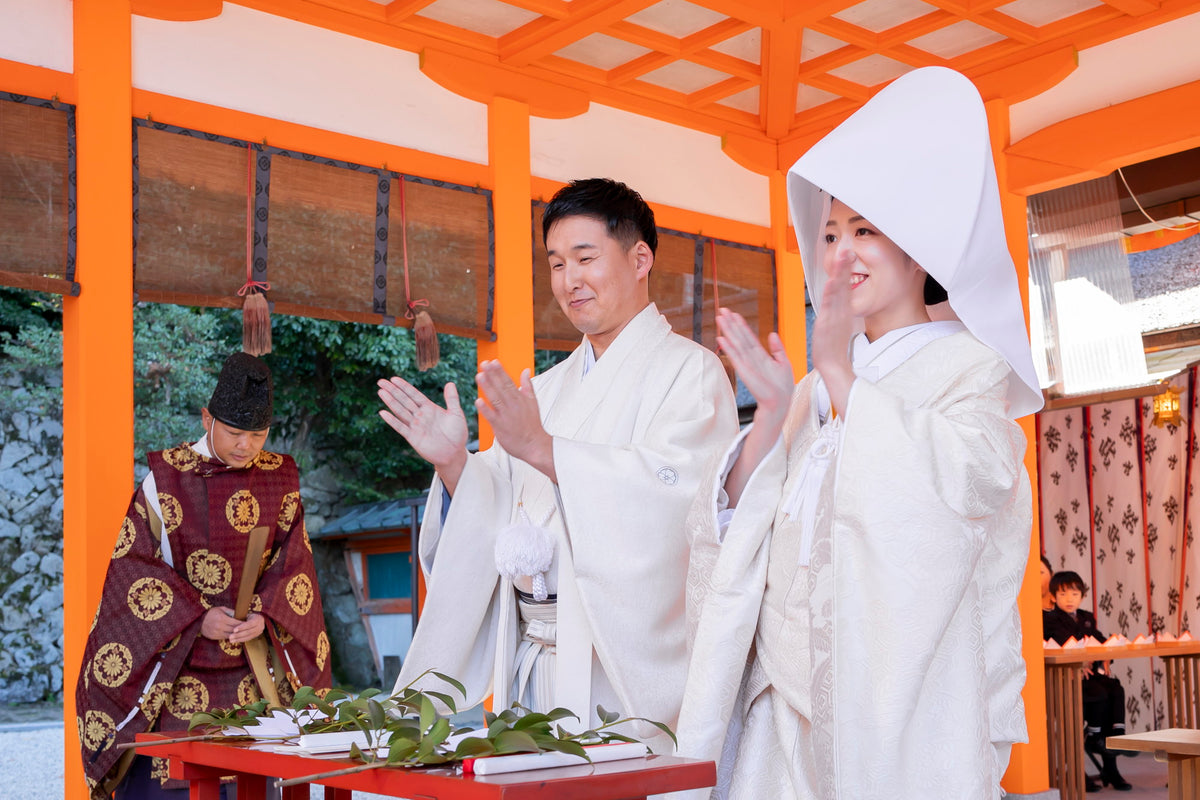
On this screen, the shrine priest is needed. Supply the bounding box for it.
[77,352,332,799]
[377,178,739,751]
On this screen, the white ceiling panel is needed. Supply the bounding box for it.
[796,82,841,112]
[997,0,1104,27]
[801,28,847,61]
[717,85,759,113]
[907,19,1005,59]
[827,53,911,86]
[832,0,937,33]
[626,0,729,39]
[417,0,539,38]
[555,33,653,70]
[639,59,732,94]
[709,28,761,64]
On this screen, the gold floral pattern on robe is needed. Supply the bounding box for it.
[162,445,200,472]
[237,674,260,705]
[144,682,173,719]
[255,452,284,471]
[127,578,173,621]
[285,574,313,616]
[278,492,300,532]
[168,676,210,720]
[158,493,184,536]
[112,518,136,559]
[226,490,260,533]
[91,643,133,688]
[316,631,329,670]
[185,549,232,595]
[81,709,115,751]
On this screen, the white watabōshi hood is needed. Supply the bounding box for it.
[787,66,1043,419]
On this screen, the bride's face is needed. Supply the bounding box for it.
[823,199,929,339]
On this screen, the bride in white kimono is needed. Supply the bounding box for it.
[676,67,1044,800]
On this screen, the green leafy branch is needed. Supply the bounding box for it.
[183,670,676,788]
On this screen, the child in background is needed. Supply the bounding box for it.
[1043,570,1131,792]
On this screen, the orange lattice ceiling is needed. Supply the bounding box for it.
[228,0,1200,148]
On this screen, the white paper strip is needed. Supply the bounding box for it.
[466,742,647,776]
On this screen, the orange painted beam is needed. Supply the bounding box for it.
[479,97,535,448]
[972,46,1077,104]
[1098,0,1162,16]
[131,89,490,189]
[1124,224,1199,254]
[0,57,76,103]
[64,3,135,799]
[987,98,1050,796]
[498,0,654,67]
[687,76,753,109]
[762,21,802,140]
[384,0,437,24]
[131,0,223,20]
[770,170,807,380]
[721,131,778,175]
[420,48,589,120]
[1007,79,1200,195]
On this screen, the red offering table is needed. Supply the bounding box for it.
[136,733,717,800]
[1043,640,1200,800]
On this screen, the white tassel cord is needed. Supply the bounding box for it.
[495,505,557,601]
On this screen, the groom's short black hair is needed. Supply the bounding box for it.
[542,178,658,256]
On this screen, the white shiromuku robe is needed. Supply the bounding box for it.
[678,324,1031,800]
[396,304,738,749]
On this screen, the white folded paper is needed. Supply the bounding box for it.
[465,742,647,775]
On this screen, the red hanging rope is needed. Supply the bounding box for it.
[398,175,428,320]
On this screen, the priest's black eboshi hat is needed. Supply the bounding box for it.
[208,352,274,431]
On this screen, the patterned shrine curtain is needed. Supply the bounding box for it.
[1039,366,1195,732]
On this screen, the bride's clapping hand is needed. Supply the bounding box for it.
[716,308,793,431]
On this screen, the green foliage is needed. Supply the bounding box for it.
[0,325,63,418]
[0,289,64,417]
[0,286,484,497]
[222,314,480,500]
[187,670,675,772]
[0,287,61,337]
[132,304,237,464]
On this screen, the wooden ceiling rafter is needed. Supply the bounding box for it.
[229,0,1200,165]
[383,0,437,24]
[1098,0,1163,15]
[498,0,657,66]
[761,20,803,139]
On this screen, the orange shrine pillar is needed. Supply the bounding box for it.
[988,98,1050,795]
[770,169,807,377]
[479,97,536,448]
[63,1,135,798]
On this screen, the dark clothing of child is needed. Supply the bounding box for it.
[1042,606,1127,734]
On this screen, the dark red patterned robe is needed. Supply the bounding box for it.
[76,444,332,797]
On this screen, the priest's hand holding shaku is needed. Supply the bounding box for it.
[201,606,265,644]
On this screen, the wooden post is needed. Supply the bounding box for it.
[479,96,535,449]
[988,97,1050,795]
[770,169,807,378]
[64,2,134,798]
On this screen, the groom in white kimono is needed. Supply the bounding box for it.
[377,178,738,749]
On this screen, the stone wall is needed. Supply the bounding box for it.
[0,405,65,704]
[0,403,375,703]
